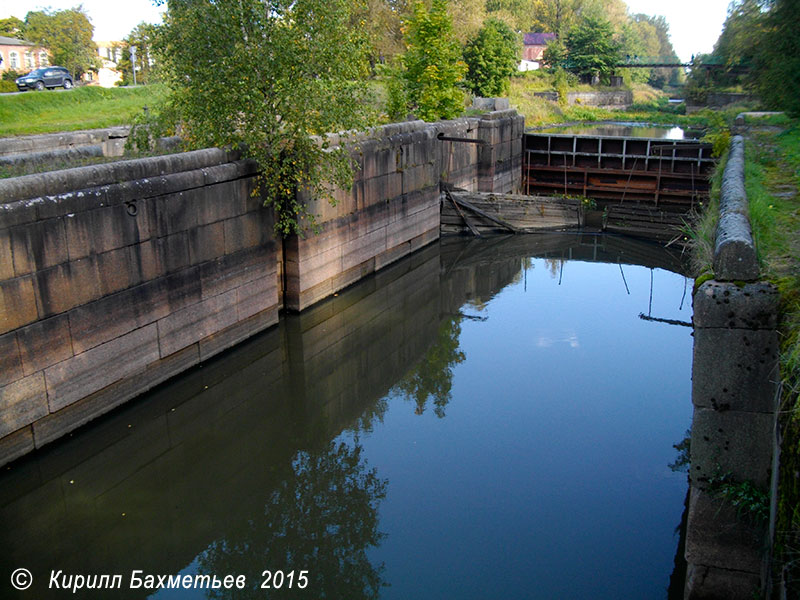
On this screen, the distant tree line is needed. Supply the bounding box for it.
[131,0,685,234]
[0,9,98,80]
[0,10,160,87]
[685,0,800,115]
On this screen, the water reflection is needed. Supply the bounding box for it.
[392,317,465,418]
[197,440,388,600]
[0,233,691,599]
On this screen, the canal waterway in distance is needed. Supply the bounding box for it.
[0,233,694,599]
[533,121,704,140]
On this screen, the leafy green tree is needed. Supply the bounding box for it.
[542,38,568,70]
[349,0,410,68]
[117,22,161,86]
[463,18,519,97]
[530,0,584,36]
[616,20,654,85]
[153,0,376,235]
[631,13,682,88]
[564,15,619,82]
[0,17,26,39]
[397,0,467,121]
[485,0,535,32]
[448,0,488,44]
[24,8,99,79]
[755,0,800,116]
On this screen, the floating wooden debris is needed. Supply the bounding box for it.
[441,190,583,235]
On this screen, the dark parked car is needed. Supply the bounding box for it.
[16,67,73,91]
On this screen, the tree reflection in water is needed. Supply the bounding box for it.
[392,316,466,418]
[198,440,388,599]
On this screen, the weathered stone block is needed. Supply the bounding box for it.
[157,289,238,357]
[0,228,13,280]
[10,218,68,275]
[689,408,774,488]
[193,183,238,226]
[68,275,184,354]
[684,563,762,600]
[236,272,278,321]
[33,257,101,318]
[402,164,436,194]
[156,231,190,274]
[0,372,48,437]
[129,238,166,282]
[188,221,226,266]
[16,314,73,376]
[33,343,200,449]
[389,188,437,223]
[198,307,278,362]
[0,198,38,229]
[63,209,93,260]
[90,202,151,254]
[200,245,273,300]
[0,275,39,334]
[342,226,387,272]
[386,203,439,249]
[0,331,22,386]
[223,213,265,255]
[345,201,388,240]
[692,328,779,413]
[693,281,779,330]
[685,487,766,574]
[0,425,34,467]
[153,191,199,238]
[96,246,135,297]
[44,323,160,412]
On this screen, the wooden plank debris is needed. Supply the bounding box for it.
[441,191,583,235]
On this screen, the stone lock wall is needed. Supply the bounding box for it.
[0,108,524,465]
[284,109,524,311]
[0,149,281,466]
[685,136,781,598]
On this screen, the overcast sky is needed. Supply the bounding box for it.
[2,0,731,60]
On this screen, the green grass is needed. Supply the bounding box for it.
[0,84,167,137]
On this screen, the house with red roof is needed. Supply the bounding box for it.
[520,32,557,71]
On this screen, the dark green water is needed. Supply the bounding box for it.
[0,233,693,599]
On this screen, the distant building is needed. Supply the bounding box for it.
[0,35,49,73]
[519,32,556,71]
[86,41,124,87]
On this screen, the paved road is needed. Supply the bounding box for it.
[2,87,73,96]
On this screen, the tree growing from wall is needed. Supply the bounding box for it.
[463,18,520,97]
[149,0,376,235]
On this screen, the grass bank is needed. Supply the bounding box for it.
[0,85,167,137]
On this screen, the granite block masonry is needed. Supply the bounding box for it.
[0,108,524,465]
[685,135,780,599]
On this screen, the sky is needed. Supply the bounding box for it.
[2,0,731,61]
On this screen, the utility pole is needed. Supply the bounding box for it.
[130,45,137,86]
